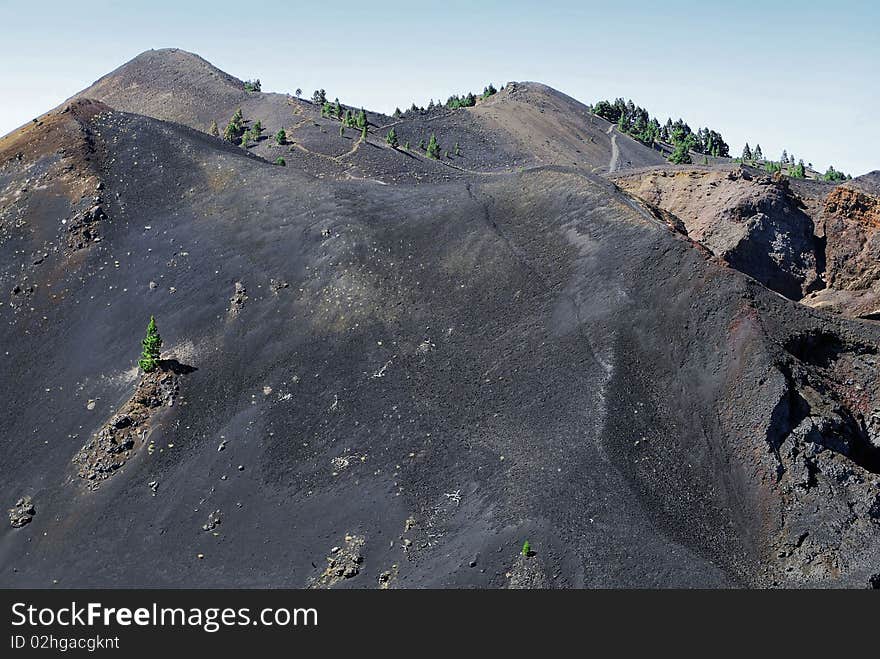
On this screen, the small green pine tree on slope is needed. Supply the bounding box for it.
[138,316,163,372]
[426,133,440,159]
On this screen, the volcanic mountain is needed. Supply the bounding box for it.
[1,48,879,588]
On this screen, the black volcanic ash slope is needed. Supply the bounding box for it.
[1,54,879,589]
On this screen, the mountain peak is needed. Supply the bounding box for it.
[69,48,248,130]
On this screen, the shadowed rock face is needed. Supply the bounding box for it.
[806,177,880,319]
[615,166,880,323]
[1,50,879,589]
[614,167,825,300]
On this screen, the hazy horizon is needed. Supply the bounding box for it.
[1,0,877,175]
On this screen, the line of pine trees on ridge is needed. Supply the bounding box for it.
[591,98,729,163]
[392,83,499,117]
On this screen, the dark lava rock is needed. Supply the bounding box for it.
[8,496,35,528]
[202,509,222,532]
[73,368,183,486]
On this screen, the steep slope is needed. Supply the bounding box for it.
[472,82,669,172]
[2,100,879,589]
[73,48,247,129]
[385,82,669,175]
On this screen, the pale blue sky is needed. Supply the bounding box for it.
[1,0,877,175]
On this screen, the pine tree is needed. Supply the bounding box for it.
[233,108,243,124]
[138,316,163,373]
[781,149,788,164]
[334,99,342,119]
[275,128,287,145]
[668,140,692,164]
[361,125,368,141]
[394,107,402,118]
[223,121,239,143]
[385,127,399,148]
[240,134,249,148]
[426,133,440,159]
[742,143,752,160]
[343,109,352,126]
[275,157,286,166]
[823,165,846,182]
[454,142,461,156]
[312,89,326,105]
[754,144,763,161]
[252,120,263,139]
[209,120,219,137]
[339,125,345,138]
[356,108,367,129]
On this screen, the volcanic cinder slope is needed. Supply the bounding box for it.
[1,49,879,588]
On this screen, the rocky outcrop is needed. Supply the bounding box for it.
[614,167,822,300]
[764,330,880,587]
[8,496,35,528]
[72,367,180,488]
[65,203,106,249]
[803,178,880,318]
[227,281,248,317]
[308,534,365,588]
